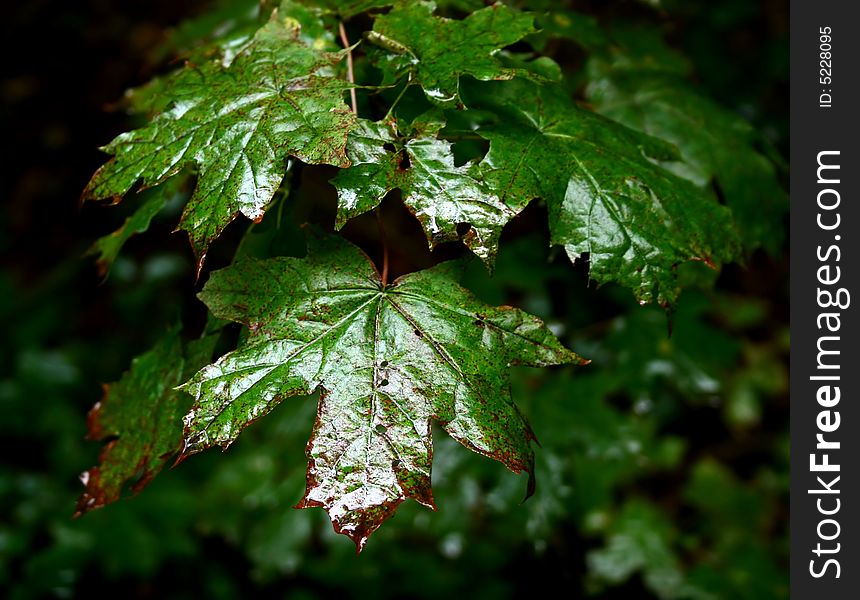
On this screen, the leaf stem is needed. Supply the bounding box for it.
[383,78,411,121]
[376,207,389,286]
[338,22,358,115]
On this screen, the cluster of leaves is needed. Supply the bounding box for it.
[77,0,786,551]
[1,231,787,599]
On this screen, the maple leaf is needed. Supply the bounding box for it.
[179,231,584,549]
[87,191,168,277]
[82,9,357,267]
[332,119,515,264]
[76,328,218,516]
[586,67,787,254]
[368,1,539,106]
[467,80,740,305]
[86,176,191,277]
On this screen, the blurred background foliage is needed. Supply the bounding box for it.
[1,0,787,597]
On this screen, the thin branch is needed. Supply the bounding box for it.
[338,21,358,115]
[376,207,390,286]
[383,77,411,121]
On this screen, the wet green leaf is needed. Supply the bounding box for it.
[76,329,217,516]
[332,119,516,263]
[83,11,357,266]
[369,2,539,106]
[586,69,787,253]
[467,80,739,304]
[179,231,584,549]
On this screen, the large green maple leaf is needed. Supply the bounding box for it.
[368,1,539,106]
[332,119,515,264]
[179,232,584,549]
[468,80,740,305]
[83,10,357,266]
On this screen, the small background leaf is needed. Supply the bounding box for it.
[76,328,218,515]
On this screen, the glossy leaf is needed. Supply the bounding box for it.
[76,328,217,516]
[468,80,739,305]
[586,68,787,253]
[179,231,584,549]
[332,119,515,263]
[83,10,357,266]
[369,2,539,106]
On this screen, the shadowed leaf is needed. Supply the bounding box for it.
[586,64,787,254]
[76,329,218,516]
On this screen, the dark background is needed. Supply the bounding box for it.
[1,1,789,598]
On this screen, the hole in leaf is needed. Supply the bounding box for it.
[212,323,243,362]
[375,424,387,434]
[391,459,401,469]
[456,222,472,237]
[380,360,389,368]
[383,142,396,153]
[414,329,423,337]
[380,378,389,386]
[398,150,411,170]
[710,177,727,206]
[451,138,489,166]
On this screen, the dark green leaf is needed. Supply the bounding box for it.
[600,26,692,76]
[332,118,516,263]
[153,0,261,63]
[530,9,610,52]
[87,193,168,277]
[587,500,684,599]
[586,69,787,253]
[86,177,190,276]
[468,80,739,304]
[76,328,217,516]
[369,2,539,106]
[684,459,765,534]
[83,11,357,266]
[179,231,584,549]
[306,0,393,18]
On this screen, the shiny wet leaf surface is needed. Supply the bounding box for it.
[180,231,583,548]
